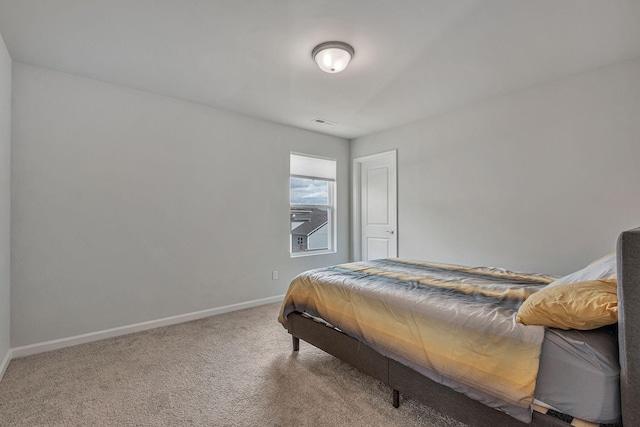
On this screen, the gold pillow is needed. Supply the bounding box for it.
[516,279,617,330]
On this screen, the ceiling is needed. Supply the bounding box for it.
[1,0,639,139]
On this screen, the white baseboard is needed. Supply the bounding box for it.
[0,349,11,381]
[10,294,284,359]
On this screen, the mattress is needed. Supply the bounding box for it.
[534,326,620,424]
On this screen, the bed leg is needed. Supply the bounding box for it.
[392,389,400,408]
[292,336,300,351]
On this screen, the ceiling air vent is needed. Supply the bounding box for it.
[312,118,337,126]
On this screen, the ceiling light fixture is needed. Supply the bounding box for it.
[312,41,355,73]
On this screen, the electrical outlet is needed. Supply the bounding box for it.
[272,270,279,280]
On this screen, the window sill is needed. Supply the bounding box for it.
[290,250,336,258]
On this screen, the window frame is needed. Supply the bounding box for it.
[289,153,337,257]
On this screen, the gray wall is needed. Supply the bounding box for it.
[352,58,640,276]
[0,33,11,365]
[11,63,349,347]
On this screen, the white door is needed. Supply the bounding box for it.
[354,150,397,260]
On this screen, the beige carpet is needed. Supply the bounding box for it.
[0,302,463,426]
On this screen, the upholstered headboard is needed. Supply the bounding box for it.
[617,227,640,426]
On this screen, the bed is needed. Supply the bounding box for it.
[278,228,639,426]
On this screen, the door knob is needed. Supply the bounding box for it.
[386,230,395,234]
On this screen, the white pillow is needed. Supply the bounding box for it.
[546,253,617,288]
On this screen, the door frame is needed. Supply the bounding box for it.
[352,149,397,261]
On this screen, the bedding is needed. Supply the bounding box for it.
[516,279,618,330]
[278,258,556,422]
[546,253,617,288]
[534,326,620,424]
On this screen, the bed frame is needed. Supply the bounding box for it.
[285,228,639,426]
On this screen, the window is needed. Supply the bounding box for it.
[290,153,336,256]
